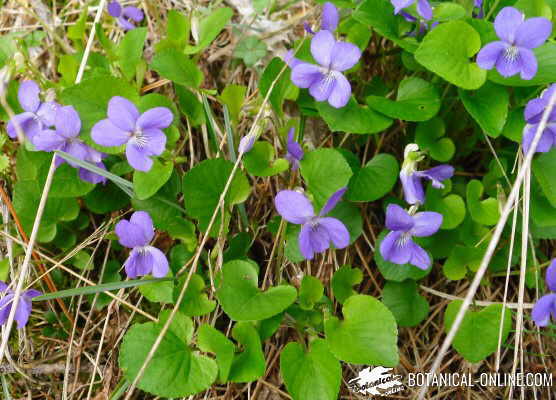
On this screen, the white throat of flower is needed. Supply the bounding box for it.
[319,68,339,92]
[131,128,148,148]
[504,45,519,63]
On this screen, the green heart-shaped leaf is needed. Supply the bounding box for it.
[415,117,455,162]
[228,322,266,382]
[324,295,399,366]
[415,21,486,90]
[382,280,429,327]
[243,141,289,177]
[466,179,499,225]
[346,153,399,202]
[197,324,235,383]
[444,301,512,363]
[216,260,297,321]
[133,160,174,200]
[280,339,341,400]
[331,265,363,304]
[459,82,509,138]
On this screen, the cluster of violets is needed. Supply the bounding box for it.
[532,260,556,327]
[380,144,453,270]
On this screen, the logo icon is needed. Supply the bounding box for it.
[348,366,404,397]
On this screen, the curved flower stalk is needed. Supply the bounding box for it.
[532,259,556,327]
[284,128,304,170]
[108,1,144,31]
[522,84,556,154]
[33,105,107,184]
[115,211,169,279]
[275,188,350,260]
[391,0,433,21]
[400,144,454,205]
[92,96,173,172]
[380,204,442,270]
[477,7,552,80]
[0,282,41,329]
[6,80,59,142]
[304,2,339,34]
[290,30,361,108]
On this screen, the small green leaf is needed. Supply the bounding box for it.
[216,260,297,321]
[317,97,393,134]
[424,184,466,230]
[346,153,399,202]
[300,148,353,210]
[443,245,484,280]
[444,301,512,363]
[175,274,216,316]
[533,148,556,208]
[466,179,499,225]
[415,21,486,89]
[243,141,289,177]
[280,339,341,400]
[299,276,324,310]
[331,265,363,304]
[382,280,429,327]
[219,84,247,125]
[324,295,399,366]
[459,82,509,137]
[117,27,147,81]
[133,160,174,200]
[150,49,203,88]
[260,57,294,117]
[367,77,441,121]
[185,8,233,54]
[228,322,266,382]
[197,324,235,383]
[415,117,455,162]
[234,37,267,67]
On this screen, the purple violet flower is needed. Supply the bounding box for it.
[380,204,442,270]
[285,128,304,170]
[115,211,169,279]
[391,0,433,21]
[291,30,361,109]
[108,1,144,31]
[0,282,41,329]
[532,259,556,327]
[476,7,552,80]
[7,80,59,142]
[305,2,339,34]
[284,50,302,69]
[473,0,484,18]
[91,96,173,172]
[275,187,350,260]
[33,105,107,184]
[400,11,437,37]
[238,134,255,155]
[400,144,454,205]
[522,84,556,154]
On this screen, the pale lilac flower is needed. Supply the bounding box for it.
[238,134,255,155]
[477,7,552,80]
[285,128,304,170]
[7,80,59,141]
[33,106,107,184]
[304,2,339,34]
[91,96,172,172]
[275,188,349,260]
[380,204,442,270]
[115,211,169,279]
[291,30,361,108]
[522,84,556,154]
[108,1,143,31]
[284,50,302,69]
[400,144,453,205]
[0,282,41,329]
[391,0,433,21]
[532,259,556,327]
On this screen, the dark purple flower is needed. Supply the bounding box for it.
[0,281,41,329]
[108,1,143,31]
[33,106,107,183]
[473,0,484,18]
[275,188,349,260]
[477,7,552,80]
[305,2,339,34]
[115,211,169,279]
[532,259,556,327]
[391,0,433,21]
[522,84,556,154]
[7,80,59,141]
[291,30,361,108]
[380,204,442,270]
[285,128,304,170]
[400,11,438,36]
[91,96,172,172]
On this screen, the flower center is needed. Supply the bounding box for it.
[504,46,519,63]
[319,69,337,93]
[396,232,412,248]
[131,128,148,148]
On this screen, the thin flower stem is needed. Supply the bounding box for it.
[0,0,108,364]
[417,89,556,400]
[418,285,534,309]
